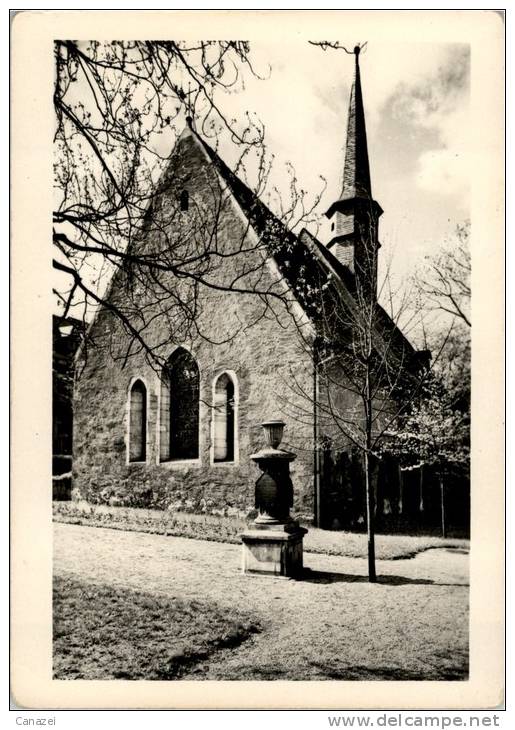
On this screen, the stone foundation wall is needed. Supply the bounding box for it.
[73,311,314,518]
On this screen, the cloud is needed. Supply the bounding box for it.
[416,107,469,207]
[382,45,470,208]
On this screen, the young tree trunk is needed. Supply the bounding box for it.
[419,464,424,512]
[364,449,377,582]
[364,367,377,583]
[397,464,404,515]
[439,475,446,538]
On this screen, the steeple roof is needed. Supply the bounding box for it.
[325,45,382,222]
[340,46,372,201]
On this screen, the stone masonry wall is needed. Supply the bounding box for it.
[73,129,316,520]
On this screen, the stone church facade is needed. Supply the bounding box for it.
[72,50,434,528]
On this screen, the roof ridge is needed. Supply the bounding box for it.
[186,125,415,358]
[189,127,296,243]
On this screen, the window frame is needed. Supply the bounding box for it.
[158,346,202,467]
[126,377,149,465]
[210,370,239,467]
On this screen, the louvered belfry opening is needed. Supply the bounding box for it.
[180,189,189,211]
[161,348,200,461]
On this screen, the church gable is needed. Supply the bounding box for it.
[72,123,317,519]
[85,122,313,364]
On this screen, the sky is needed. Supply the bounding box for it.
[54,40,470,326]
[208,40,470,290]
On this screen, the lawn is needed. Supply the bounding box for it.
[54,523,470,682]
[53,501,469,560]
[53,575,261,680]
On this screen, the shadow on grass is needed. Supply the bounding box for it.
[305,662,469,681]
[306,646,469,681]
[232,658,469,681]
[298,569,468,587]
[53,575,262,680]
[444,547,470,555]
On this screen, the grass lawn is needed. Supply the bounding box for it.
[55,523,469,682]
[53,502,469,560]
[53,575,261,680]
[303,529,468,560]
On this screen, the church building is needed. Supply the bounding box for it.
[73,48,431,530]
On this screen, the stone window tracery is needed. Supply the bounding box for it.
[160,348,200,461]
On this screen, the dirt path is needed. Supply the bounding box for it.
[54,523,469,680]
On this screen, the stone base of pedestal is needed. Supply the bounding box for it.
[240,524,308,578]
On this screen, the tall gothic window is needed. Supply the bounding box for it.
[212,372,236,463]
[129,379,147,462]
[160,348,200,461]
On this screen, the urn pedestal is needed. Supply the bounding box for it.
[241,522,308,578]
[241,420,308,578]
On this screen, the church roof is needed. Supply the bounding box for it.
[195,127,333,299]
[191,124,417,364]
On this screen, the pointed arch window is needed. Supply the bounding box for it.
[212,372,237,463]
[129,379,147,462]
[180,189,189,212]
[160,348,200,461]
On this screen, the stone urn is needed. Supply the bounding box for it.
[240,420,307,578]
[261,419,286,449]
[252,420,295,526]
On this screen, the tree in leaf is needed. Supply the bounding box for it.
[379,371,469,537]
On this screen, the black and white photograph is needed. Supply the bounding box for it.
[11,9,504,711]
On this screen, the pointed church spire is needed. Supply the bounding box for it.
[325,43,382,290]
[340,46,372,201]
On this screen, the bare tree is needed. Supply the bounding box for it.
[415,221,471,328]
[280,216,435,582]
[387,221,471,536]
[53,40,324,368]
